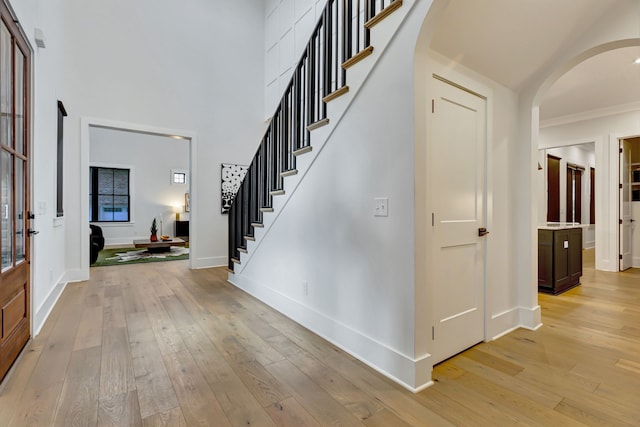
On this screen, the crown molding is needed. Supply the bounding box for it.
[540,101,640,128]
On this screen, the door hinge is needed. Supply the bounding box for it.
[620,183,623,189]
[620,254,623,260]
[432,99,435,113]
[620,147,623,153]
[620,219,623,225]
[432,212,434,227]
[432,326,435,340]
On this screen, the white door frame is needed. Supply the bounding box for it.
[79,117,198,280]
[609,132,639,272]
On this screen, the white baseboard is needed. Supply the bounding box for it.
[518,305,542,331]
[33,276,67,335]
[489,307,521,340]
[228,272,433,392]
[191,256,227,270]
[65,268,89,283]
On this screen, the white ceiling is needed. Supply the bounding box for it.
[429,0,637,121]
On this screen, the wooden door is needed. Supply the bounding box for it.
[0,3,31,381]
[547,155,560,222]
[430,77,486,364]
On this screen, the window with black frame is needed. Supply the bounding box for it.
[89,166,130,222]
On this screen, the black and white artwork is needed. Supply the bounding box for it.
[221,163,248,214]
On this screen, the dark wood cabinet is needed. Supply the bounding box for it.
[175,220,189,239]
[538,227,582,294]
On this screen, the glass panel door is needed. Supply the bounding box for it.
[1,149,12,270]
[0,2,32,383]
[0,23,11,148]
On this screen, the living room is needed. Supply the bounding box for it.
[89,125,190,259]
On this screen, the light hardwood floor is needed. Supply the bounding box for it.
[0,249,638,426]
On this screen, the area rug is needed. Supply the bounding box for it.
[92,246,189,267]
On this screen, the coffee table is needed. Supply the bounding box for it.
[133,237,186,253]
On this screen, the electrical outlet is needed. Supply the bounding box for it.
[374,198,389,217]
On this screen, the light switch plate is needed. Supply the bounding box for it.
[374,198,388,217]
[564,240,569,249]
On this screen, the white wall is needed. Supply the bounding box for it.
[56,0,266,274]
[264,0,328,117]
[9,0,69,333]
[89,127,189,246]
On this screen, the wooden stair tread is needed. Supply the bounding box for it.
[270,189,285,196]
[260,207,274,213]
[251,222,264,228]
[307,118,329,131]
[322,85,349,103]
[342,46,374,69]
[281,169,298,177]
[238,248,248,254]
[231,258,241,264]
[365,0,403,29]
[244,236,255,241]
[293,146,312,156]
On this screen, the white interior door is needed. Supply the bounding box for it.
[620,139,632,271]
[430,77,486,365]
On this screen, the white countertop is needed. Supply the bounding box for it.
[538,223,589,230]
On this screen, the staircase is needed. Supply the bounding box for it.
[228,0,405,272]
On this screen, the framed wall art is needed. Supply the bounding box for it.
[221,163,248,214]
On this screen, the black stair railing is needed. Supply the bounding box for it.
[229,0,400,271]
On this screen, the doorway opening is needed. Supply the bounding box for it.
[80,118,197,277]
